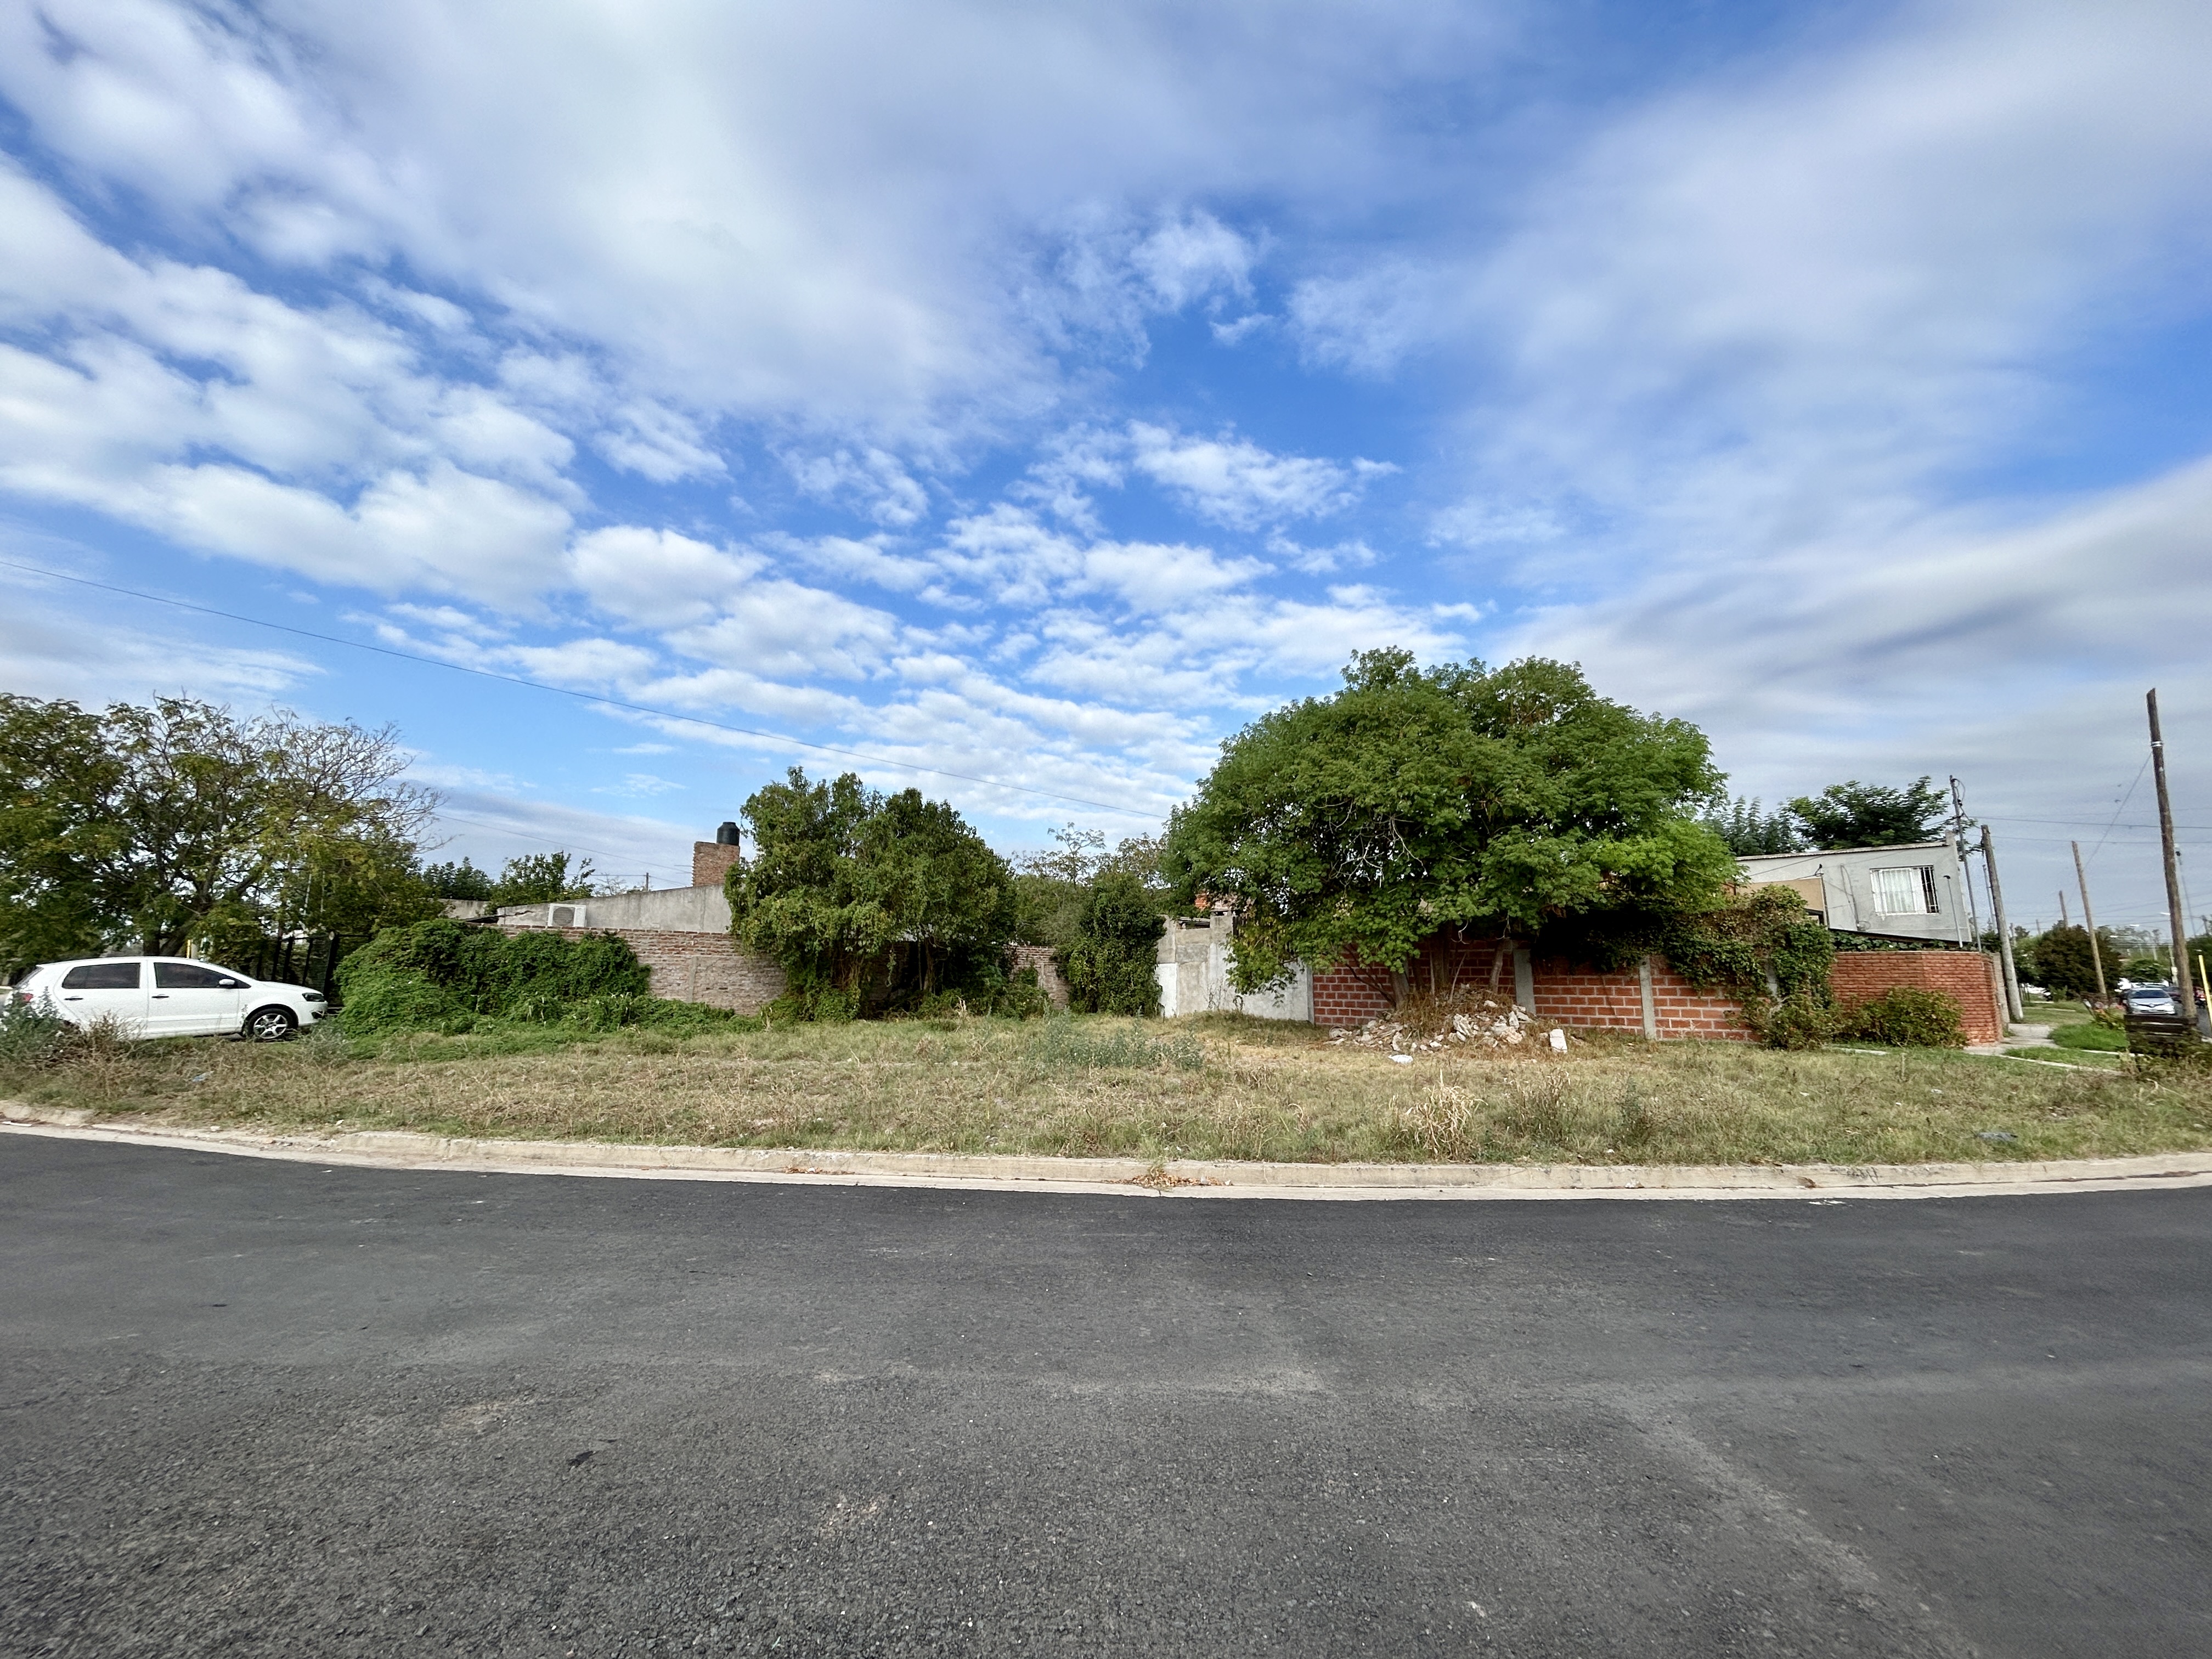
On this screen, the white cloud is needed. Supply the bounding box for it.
[1130,208,1255,308]
[1126,424,1392,529]
[567,527,764,628]
[781,447,930,527]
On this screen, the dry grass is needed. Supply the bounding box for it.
[4,1011,2209,1167]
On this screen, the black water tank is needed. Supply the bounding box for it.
[715,821,740,845]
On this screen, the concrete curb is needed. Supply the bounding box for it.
[4,1103,2210,1201]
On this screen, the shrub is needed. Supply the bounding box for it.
[0,991,73,1067]
[1836,986,1966,1048]
[1058,871,1165,1016]
[1741,992,1838,1050]
[337,918,654,1032]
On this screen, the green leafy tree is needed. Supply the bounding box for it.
[727,769,1017,1016]
[2023,924,2101,999]
[1699,795,1803,856]
[1058,870,1166,1015]
[488,851,596,905]
[1161,652,1737,994]
[422,858,495,900]
[0,694,439,973]
[1787,777,1949,850]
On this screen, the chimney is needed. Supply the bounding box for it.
[692,822,743,888]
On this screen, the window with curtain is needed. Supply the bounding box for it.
[1871,866,1937,915]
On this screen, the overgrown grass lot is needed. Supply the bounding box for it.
[5,1011,2209,1167]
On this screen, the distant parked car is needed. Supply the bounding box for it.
[2119,984,2179,1017]
[12,957,328,1041]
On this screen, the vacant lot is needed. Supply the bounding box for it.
[5,1011,2209,1167]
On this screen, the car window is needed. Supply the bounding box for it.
[61,961,142,990]
[154,961,239,989]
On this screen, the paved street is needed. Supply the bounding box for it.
[2,1133,2207,1658]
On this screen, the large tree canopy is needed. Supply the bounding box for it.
[728,768,1017,1015]
[1787,777,1949,850]
[0,695,439,972]
[1160,652,1737,990]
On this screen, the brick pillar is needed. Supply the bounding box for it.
[692,840,742,889]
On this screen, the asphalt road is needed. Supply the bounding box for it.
[2,1135,2207,1659]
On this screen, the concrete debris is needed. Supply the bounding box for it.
[1327,995,1570,1056]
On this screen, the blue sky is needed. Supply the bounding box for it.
[3,0,2211,940]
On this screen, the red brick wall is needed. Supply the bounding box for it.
[1830,951,2003,1045]
[691,842,743,889]
[1528,957,1747,1041]
[1309,933,1747,1040]
[497,922,787,1015]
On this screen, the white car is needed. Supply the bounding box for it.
[12,957,329,1041]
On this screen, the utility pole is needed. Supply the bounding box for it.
[2073,840,2108,999]
[1982,826,2023,1023]
[2148,689,2199,1028]
[2058,890,2069,928]
[1948,776,1981,945]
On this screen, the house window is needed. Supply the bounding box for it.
[1871,866,1938,916]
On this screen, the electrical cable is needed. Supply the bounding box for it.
[0,557,1160,819]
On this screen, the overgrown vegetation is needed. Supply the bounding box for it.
[1164,651,1737,996]
[9,1013,2209,1170]
[1833,986,1967,1048]
[727,768,1040,1020]
[334,917,730,1035]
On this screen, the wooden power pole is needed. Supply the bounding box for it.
[1982,826,2023,1023]
[2148,689,2199,1025]
[2073,839,2108,999]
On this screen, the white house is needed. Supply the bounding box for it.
[1736,838,1974,944]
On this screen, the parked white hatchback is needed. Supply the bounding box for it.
[12,957,329,1041]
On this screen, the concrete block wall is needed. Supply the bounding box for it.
[1011,944,1070,1011]
[1830,951,2004,1045]
[496,922,787,1015]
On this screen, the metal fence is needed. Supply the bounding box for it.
[228,934,366,1003]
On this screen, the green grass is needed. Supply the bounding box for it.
[4,1011,2210,1168]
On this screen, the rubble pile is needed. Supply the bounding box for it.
[1329,994,1559,1054]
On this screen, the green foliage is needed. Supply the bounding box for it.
[1163,651,1736,993]
[1740,994,1839,1050]
[0,693,441,974]
[421,858,495,900]
[489,851,595,905]
[2118,955,2169,984]
[730,768,1019,1018]
[1699,795,1804,855]
[2021,924,2103,998]
[335,918,654,1032]
[0,990,73,1068]
[1787,777,1949,850]
[1656,885,1836,1001]
[1058,870,1166,1015]
[1836,986,1966,1047]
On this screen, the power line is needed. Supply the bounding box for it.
[0,558,1160,820]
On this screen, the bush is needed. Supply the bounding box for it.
[1058,871,1165,1016]
[1836,987,1966,1048]
[1741,992,1838,1050]
[337,918,656,1032]
[0,991,72,1068]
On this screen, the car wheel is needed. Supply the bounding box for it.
[244,1005,298,1042]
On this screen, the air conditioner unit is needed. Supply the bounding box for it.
[548,904,586,929]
